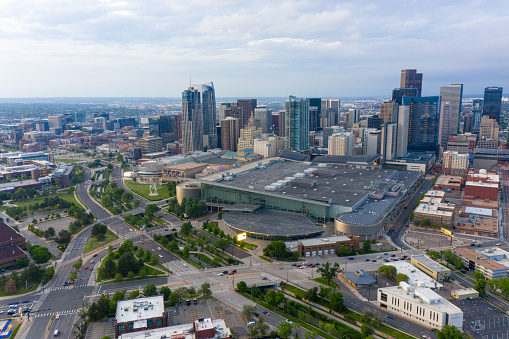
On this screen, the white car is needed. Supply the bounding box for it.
[218,273,224,276]
[158,247,161,250]
[159,254,163,258]
[0,310,4,314]
[56,314,60,319]
[183,264,188,268]
[285,319,294,325]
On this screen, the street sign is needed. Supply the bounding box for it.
[441,228,453,237]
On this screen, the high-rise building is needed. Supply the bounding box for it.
[348,108,360,128]
[73,112,86,123]
[320,99,340,127]
[483,87,503,123]
[382,123,398,161]
[254,107,271,133]
[157,115,174,144]
[463,113,474,133]
[48,115,63,129]
[308,98,321,132]
[392,88,418,105]
[285,96,310,151]
[400,69,423,97]
[367,115,384,130]
[397,106,410,157]
[442,151,469,176]
[236,99,257,128]
[479,115,499,140]
[365,130,382,155]
[253,136,285,158]
[200,83,216,136]
[278,110,286,137]
[438,101,451,150]
[379,101,399,124]
[472,99,483,129]
[328,132,353,156]
[93,112,109,120]
[93,117,107,130]
[182,86,202,151]
[237,114,262,150]
[219,102,232,121]
[402,96,440,153]
[440,84,463,136]
[220,117,241,152]
[140,136,163,154]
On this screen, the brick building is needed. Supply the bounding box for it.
[115,296,167,337]
[297,236,359,257]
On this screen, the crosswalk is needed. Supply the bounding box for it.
[172,271,200,276]
[50,284,89,291]
[212,289,230,294]
[33,309,79,318]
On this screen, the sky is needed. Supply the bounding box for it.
[0,0,508,98]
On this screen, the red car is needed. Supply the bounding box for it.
[89,268,93,271]
[84,266,88,270]
[93,254,97,257]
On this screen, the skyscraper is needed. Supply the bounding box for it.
[381,123,398,161]
[379,101,399,124]
[402,96,440,153]
[396,106,410,157]
[254,107,271,134]
[472,99,483,129]
[440,84,463,136]
[278,110,286,137]
[182,86,202,151]
[285,96,310,151]
[438,101,451,149]
[308,98,321,132]
[328,132,353,156]
[220,117,241,152]
[236,99,257,128]
[400,69,423,97]
[181,82,216,151]
[348,109,360,128]
[321,99,340,127]
[483,87,503,123]
[392,88,418,105]
[218,102,232,121]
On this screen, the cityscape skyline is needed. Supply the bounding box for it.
[0,1,508,97]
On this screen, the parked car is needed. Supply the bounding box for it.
[254,312,260,317]
[372,260,377,262]
[218,273,224,276]
[292,263,297,266]
[84,266,88,270]
[263,311,269,315]
[315,263,320,266]
[286,319,294,324]
[385,315,393,319]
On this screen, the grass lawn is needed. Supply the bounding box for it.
[55,158,84,164]
[124,180,172,201]
[9,322,21,338]
[313,277,337,288]
[14,189,78,208]
[84,229,118,253]
[0,285,37,297]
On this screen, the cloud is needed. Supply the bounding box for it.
[0,0,507,96]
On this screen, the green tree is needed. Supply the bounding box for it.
[304,331,317,339]
[241,304,257,320]
[318,285,331,301]
[181,222,193,236]
[182,245,190,259]
[114,273,123,282]
[378,265,397,280]
[237,281,248,293]
[43,227,55,239]
[474,279,486,294]
[143,283,157,296]
[436,325,464,339]
[145,204,160,217]
[277,321,292,339]
[256,316,269,336]
[214,239,230,252]
[265,290,285,308]
[263,240,287,259]
[112,290,125,302]
[304,287,319,302]
[160,286,171,301]
[329,291,346,312]
[127,271,135,280]
[129,290,140,299]
[102,258,117,279]
[426,250,441,261]
[199,282,212,298]
[361,324,374,338]
[251,285,261,299]
[117,252,139,276]
[362,240,371,253]
[140,269,148,279]
[101,195,113,207]
[247,324,259,339]
[316,261,340,286]
[396,273,409,284]
[422,218,431,227]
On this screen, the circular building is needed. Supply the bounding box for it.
[176,182,201,204]
[335,197,396,240]
[221,210,324,240]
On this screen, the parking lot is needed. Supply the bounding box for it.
[34,217,73,233]
[453,298,509,338]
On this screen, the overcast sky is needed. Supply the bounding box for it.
[1,0,507,98]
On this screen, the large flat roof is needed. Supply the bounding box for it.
[453,248,508,271]
[386,261,443,289]
[116,296,164,324]
[198,158,420,208]
[381,286,462,314]
[412,255,451,273]
[299,236,351,246]
[118,319,230,339]
[222,210,323,238]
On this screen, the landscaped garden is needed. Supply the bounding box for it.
[124,180,177,201]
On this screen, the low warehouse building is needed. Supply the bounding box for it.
[411,255,451,282]
[297,236,359,257]
[341,269,376,287]
[451,288,479,300]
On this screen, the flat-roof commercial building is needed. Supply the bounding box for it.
[341,269,376,287]
[413,190,455,227]
[455,218,498,238]
[453,247,508,280]
[442,151,469,176]
[451,288,479,300]
[411,255,451,282]
[433,175,464,192]
[197,157,420,239]
[377,283,463,331]
[474,248,509,269]
[118,318,231,339]
[115,296,167,337]
[162,162,208,181]
[296,236,359,257]
[386,261,443,291]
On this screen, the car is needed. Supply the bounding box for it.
[62,282,68,286]
[93,254,97,257]
[384,259,389,262]
[477,244,482,247]
[254,312,260,317]
[218,273,224,276]
[222,271,228,274]
[90,260,94,264]
[158,247,161,250]
[7,310,15,315]
[232,269,237,273]
[179,301,183,306]
[372,260,377,262]
[431,328,437,332]
[315,263,320,266]
[299,266,305,269]
[0,310,3,314]
[292,263,297,266]
[376,256,382,259]
[84,266,88,270]
[497,243,502,246]
[286,319,294,324]
[470,243,476,246]
[183,264,188,268]
[475,325,480,332]
[310,264,315,268]
[470,321,475,326]
[391,254,396,257]
[262,311,269,315]
[89,268,93,271]
[383,252,388,255]
[159,254,163,258]
[53,330,59,337]
[349,257,354,260]
[307,263,313,266]
[385,315,393,319]
[262,277,268,280]
[365,259,370,262]
[56,314,60,319]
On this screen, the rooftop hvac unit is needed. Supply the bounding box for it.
[317,163,327,167]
